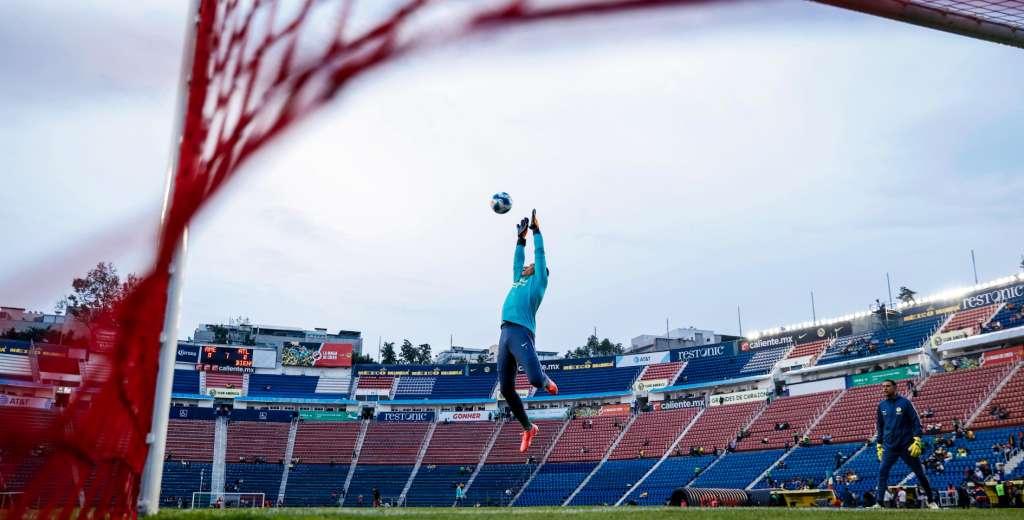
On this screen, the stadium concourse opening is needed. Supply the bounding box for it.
[2,0,1023,517]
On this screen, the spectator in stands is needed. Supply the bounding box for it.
[800,434,810,447]
[922,408,934,418]
[973,484,990,508]
[497,210,558,453]
[372,488,381,508]
[727,439,737,452]
[863,491,876,508]
[834,451,846,469]
[822,434,833,445]
[761,437,769,445]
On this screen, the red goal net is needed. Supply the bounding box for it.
[6,0,1020,516]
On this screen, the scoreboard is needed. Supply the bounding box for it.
[201,345,255,368]
[195,345,276,373]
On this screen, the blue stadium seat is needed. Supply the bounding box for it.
[247,374,345,399]
[284,464,349,506]
[159,462,212,508]
[224,463,283,505]
[344,465,414,507]
[534,367,641,397]
[570,458,656,506]
[429,374,497,400]
[515,462,597,506]
[625,454,715,505]
[469,463,537,506]
[755,443,861,489]
[404,464,473,506]
[172,370,200,394]
[690,450,783,489]
[672,346,787,386]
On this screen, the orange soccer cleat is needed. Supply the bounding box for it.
[545,379,558,396]
[520,424,540,453]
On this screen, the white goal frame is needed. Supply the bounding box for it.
[190,492,265,509]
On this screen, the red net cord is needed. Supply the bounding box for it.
[6,1,726,517]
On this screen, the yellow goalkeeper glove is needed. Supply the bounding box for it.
[909,437,924,458]
[876,443,884,461]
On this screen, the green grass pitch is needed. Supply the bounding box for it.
[151,507,1022,520]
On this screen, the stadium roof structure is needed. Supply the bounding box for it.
[814,0,1024,49]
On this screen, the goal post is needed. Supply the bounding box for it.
[190,492,265,509]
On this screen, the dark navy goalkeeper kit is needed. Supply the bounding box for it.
[876,394,920,449]
[875,393,933,503]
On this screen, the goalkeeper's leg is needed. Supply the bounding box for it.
[497,327,531,431]
[901,451,935,505]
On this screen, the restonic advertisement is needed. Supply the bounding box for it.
[376,411,435,422]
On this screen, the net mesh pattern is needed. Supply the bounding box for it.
[7,0,1017,516]
[6,0,722,517]
[912,0,1024,29]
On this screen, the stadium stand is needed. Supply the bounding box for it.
[515,462,597,506]
[908,426,1024,491]
[807,384,888,445]
[166,418,215,462]
[755,442,861,489]
[171,369,200,394]
[818,314,945,365]
[428,374,497,400]
[356,422,429,464]
[784,339,829,361]
[674,401,764,453]
[672,345,788,386]
[911,364,1011,433]
[404,420,497,506]
[314,374,351,396]
[838,442,910,497]
[610,407,699,460]
[392,377,435,399]
[468,419,563,506]
[547,415,625,463]
[625,454,716,505]
[284,464,349,506]
[354,376,395,396]
[291,421,361,463]
[690,449,784,489]
[159,462,212,507]
[636,362,683,385]
[533,366,642,397]
[971,364,1024,429]
[942,304,1000,333]
[225,420,290,463]
[345,465,414,507]
[247,374,345,399]
[570,458,658,505]
[735,391,839,451]
[204,372,243,392]
[985,299,1024,330]
[224,463,282,505]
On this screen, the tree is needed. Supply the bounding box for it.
[597,338,625,356]
[566,334,623,358]
[208,325,231,344]
[55,262,138,332]
[352,352,375,364]
[380,341,397,365]
[399,339,419,364]
[897,286,917,304]
[417,343,432,364]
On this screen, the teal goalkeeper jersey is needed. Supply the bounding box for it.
[500,232,548,335]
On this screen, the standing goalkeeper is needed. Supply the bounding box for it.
[873,379,937,509]
[498,209,558,453]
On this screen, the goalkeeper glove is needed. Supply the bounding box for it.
[876,443,884,461]
[516,217,529,244]
[909,437,924,458]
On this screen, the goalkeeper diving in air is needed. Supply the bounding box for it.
[873,379,938,508]
[498,209,558,452]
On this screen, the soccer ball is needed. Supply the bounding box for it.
[490,192,512,214]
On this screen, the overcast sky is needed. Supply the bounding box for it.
[1,1,1022,359]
